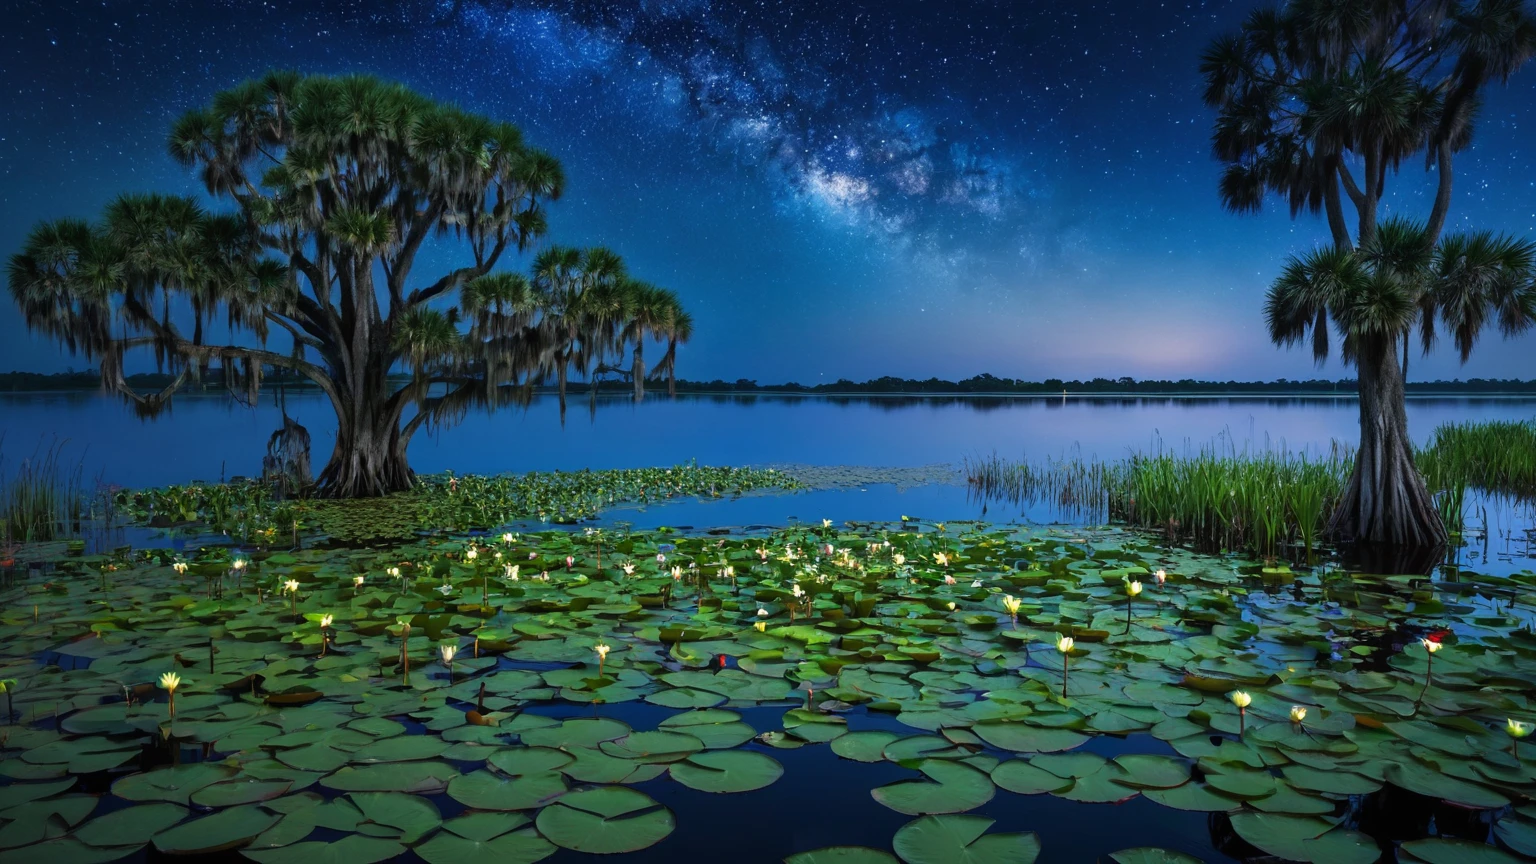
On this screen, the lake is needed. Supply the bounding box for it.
[6,392,1536,573]
[7,391,1536,488]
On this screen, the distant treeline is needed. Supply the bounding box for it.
[6,369,1536,396]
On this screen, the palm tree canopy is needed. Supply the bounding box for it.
[1266,220,1536,367]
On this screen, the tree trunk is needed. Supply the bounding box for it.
[632,344,645,402]
[1328,336,1446,548]
[315,386,414,498]
[556,360,568,424]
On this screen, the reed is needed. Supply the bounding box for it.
[0,439,88,543]
[1417,419,1536,501]
[969,417,1536,557]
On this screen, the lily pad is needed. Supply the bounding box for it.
[668,750,784,794]
[534,787,675,854]
[891,814,1041,864]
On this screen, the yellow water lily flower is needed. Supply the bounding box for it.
[1290,706,1307,723]
[1230,691,1251,708]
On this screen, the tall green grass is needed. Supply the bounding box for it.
[0,440,89,543]
[968,417,1536,557]
[1418,420,1536,501]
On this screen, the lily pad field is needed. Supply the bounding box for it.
[2,473,1536,864]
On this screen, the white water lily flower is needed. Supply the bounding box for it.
[893,553,906,566]
[822,519,832,528]
[353,575,365,588]
[656,553,667,564]
[1230,691,1252,708]
[465,548,477,561]
[1127,580,1143,597]
[319,614,333,629]
[159,671,181,692]
[283,579,300,594]
[1055,635,1075,653]
[971,580,983,588]
[436,583,453,595]
[1290,706,1307,723]
[501,532,514,544]
[943,574,956,585]
[756,607,768,617]
[1508,719,1532,739]
[172,562,188,574]
[439,643,457,664]
[621,562,636,576]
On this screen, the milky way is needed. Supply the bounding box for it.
[2,0,1534,381]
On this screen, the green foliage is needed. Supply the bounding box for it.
[112,463,802,542]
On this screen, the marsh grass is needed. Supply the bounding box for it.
[0,439,89,543]
[971,418,1536,557]
[1418,420,1536,501]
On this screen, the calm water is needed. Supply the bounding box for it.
[6,392,1536,573]
[5,391,1535,489]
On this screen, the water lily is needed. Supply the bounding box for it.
[160,671,182,717]
[566,555,575,569]
[1231,690,1251,737]
[594,642,611,677]
[0,679,16,724]
[172,561,188,575]
[1056,634,1074,698]
[943,574,956,585]
[318,613,334,656]
[1418,636,1443,702]
[621,562,635,576]
[671,566,683,581]
[1290,705,1307,724]
[501,532,514,544]
[971,579,983,587]
[1154,568,1167,585]
[504,564,520,582]
[439,642,457,679]
[1002,594,1022,627]
[1125,579,1142,631]
[231,558,247,573]
[893,553,907,567]
[934,552,950,567]
[398,617,412,681]
[822,519,832,528]
[283,578,300,615]
[753,621,767,633]
[1509,719,1532,758]
[353,575,364,592]
[656,553,666,564]
[946,601,956,611]
[756,607,768,617]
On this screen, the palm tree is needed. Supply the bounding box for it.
[651,299,693,398]
[1203,0,1536,545]
[621,282,675,402]
[1267,218,1535,545]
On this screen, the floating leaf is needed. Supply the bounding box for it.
[534,787,674,854]
[891,814,1041,864]
[668,750,784,794]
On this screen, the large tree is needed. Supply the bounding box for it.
[1202,0,1536,547]
[8,72,685,497]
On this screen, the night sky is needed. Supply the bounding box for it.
[3,0,1534,383]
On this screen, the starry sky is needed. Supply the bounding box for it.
[3,0,1534,383]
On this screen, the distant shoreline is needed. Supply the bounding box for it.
[5,369,1536,398]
